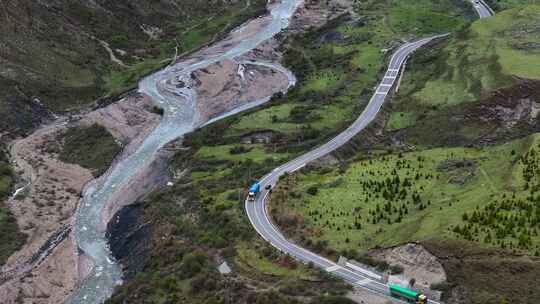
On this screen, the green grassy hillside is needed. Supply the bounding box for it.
[269,5,540,303]
[227,0,473,144]
[270,3,540,258]
[385,5,540,148]
[273,134,540,255]
[401,5,540,108]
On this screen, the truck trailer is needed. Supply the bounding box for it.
[389,284,427,304]
[247,182,261,201]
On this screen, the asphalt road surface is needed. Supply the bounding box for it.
[471,0,494,18]
[245,35,448,304]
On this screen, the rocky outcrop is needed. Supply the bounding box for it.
[106,202,151,279]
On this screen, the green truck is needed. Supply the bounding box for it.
[389,284,428,304]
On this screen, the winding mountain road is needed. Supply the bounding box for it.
[245,2,494,303]
[246,35,447,304]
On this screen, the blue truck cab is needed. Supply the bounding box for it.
[248,182,261,201]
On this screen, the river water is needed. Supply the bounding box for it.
[67,0,300,303]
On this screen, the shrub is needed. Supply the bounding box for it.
[430,281,452,293]
[229,146,251,155]
[59,124,121,176]
[307,185,319,195]
[180,251,209,278]
[110,34,129,47]
[151,106,164,116]
[389,264,404,275]
[289,105,312,122]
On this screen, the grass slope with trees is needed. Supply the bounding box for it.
[271,4,540,304]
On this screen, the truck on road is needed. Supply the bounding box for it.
[389,284,427,304]
[247,182,261,202]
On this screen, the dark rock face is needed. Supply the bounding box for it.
[106,202,152,279]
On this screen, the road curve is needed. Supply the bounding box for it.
[471,0,494,18]
[246,34,447,303]
[245,2,494,303]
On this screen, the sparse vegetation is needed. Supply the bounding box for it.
[454,137,540,253]
[424,239,540,304]
[151,105,165,116]
[272,134,540,255]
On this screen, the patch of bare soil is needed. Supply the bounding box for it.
[187,0,355,123]
[292,0,354,31]
[347,288,394,304]
[473,79,540,127]
[0,95,159,304]
[193,59,289,122]
[0,122,93,303]
[459,79,540,146]
[370,243,446,301]
[81,93,160,157]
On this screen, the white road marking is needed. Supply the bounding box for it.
[325,265,342,272]
[355,278,371,286]
[345,262,383,280]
